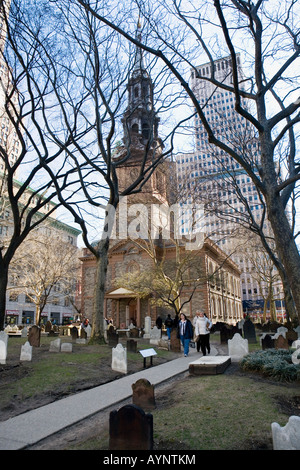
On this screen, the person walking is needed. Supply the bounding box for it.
[177,313,193,357]
[195,311,211,356]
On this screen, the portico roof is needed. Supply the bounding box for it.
[105,287,137,298]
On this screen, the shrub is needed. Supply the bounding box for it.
[240,349,300,382]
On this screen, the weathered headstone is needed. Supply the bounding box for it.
[261,334,275,350]
[292,349,300,365]
[143,316,151,339]
[49,338,61,352]
[129,327,139,338]
[127,339,137,353]
[61,342,72,353]
[107,327,119,347]
[170,328,181,352]
[220,324,233,344]
[0,331,8,364]
[109,404,153,450]
[20,341,32,361]
[292,339,300,350]
[277,326,288,338]
[111,343,127,374]
[70,326,79,341]
[21,327,28,338]
[85,324,92,339]
[228,333,249,361]
[274,334,289,350]
[132,378,156,411]
[150,326,161,343]
[243,318,257,343]
[286,330,298,345]
[272,416,300,450]
[45,320,52,333]
[294,325,300,339]
[28,325,41,347]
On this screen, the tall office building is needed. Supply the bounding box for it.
[177,55,285,318]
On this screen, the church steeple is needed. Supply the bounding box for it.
[121,21,160,149]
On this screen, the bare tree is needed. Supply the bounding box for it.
[8,227,80,325]
[77,0,300,322]
[2,1,179,340]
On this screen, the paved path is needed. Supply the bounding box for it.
[0,345,220,450]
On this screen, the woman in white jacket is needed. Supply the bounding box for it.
[195,311,212,355]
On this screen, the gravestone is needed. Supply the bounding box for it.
[132,378,156,411]
[150,326,161,340]
[107,327,119,347]
[80,328,87,339]
[261,334,275,350]
[20,341,32,361]
[286,330,298,345]
[243,318,257,343]
[274,334,289,350]
[28,325,41,347]
[170,328,181,352]
[61,342,72,353]
[272,416,300,450]
[111,343,127,374]
[0,331,8,364]
[228,333,249,361]
[292,339,300,350]
[85,324,92,339]
[220,324,233,344]
[109,404,153,450]
[49,338,61,352]
[129,327,139,338]
[294,326,300,338]
[21,327,28,338]
[277,326,288,338]
[45,320,52,333]
[143,316,151,339]
[127,339,137,353]
[292,349,300,365]
[70,326,79,341]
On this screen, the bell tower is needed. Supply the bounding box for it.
[114,21,167,205]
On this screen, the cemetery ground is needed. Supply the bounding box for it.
[1,333,300,451]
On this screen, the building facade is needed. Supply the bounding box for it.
[176,55,285,319]
[80,34,243,328]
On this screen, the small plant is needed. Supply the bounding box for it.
[240,349,300,382]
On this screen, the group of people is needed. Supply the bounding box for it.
[177,311,212,357]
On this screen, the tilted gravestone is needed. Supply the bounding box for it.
[0,331,8,364]
[132,378,156,411]
[274,334,289,350]
[28,325,41,347]
[243,318,257,343]
[109,404,153,450]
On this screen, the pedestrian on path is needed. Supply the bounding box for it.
[177,313,193,356]
[195,311,211,356]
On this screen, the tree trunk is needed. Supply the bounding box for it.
[0,262,8,330]
[91,237,110,343]
[267,195,300,324]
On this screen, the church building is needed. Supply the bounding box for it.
[79,24,243,329]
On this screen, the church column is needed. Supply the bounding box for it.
[116,300,120,328]
[137,296,141,327]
